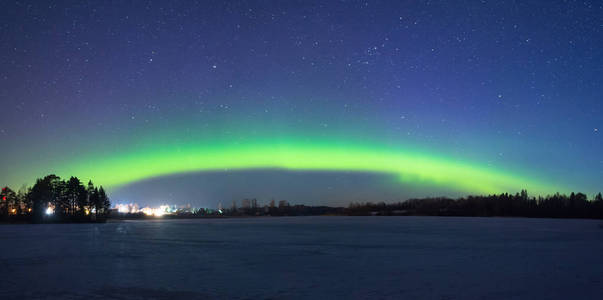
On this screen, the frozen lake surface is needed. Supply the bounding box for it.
[1,216,603,299]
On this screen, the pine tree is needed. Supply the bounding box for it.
[98,186,110,216]
[91,187,99,218]
[66,177,83,217]
[29,175,61,222]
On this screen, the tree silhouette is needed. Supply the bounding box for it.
[98,186,110,216]
[1,187,17,218]
[1,174,111,223]
[29,175,58,222]
[90,187,99,218]
[346,191,603,219]
[16,185,29,215]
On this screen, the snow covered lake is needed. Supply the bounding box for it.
[1,216,602,299]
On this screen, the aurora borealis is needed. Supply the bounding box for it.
[1,1,601,206]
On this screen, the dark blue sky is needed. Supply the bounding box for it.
[1,1,601,207]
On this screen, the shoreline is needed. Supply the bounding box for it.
[3,214,603,225]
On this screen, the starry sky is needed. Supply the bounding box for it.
[1,1,601,207]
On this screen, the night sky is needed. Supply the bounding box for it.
[1,1,601,207]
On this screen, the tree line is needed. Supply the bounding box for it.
[224,198,344,216]
[347,190,603,219]
[109,190,603,220]
[221,191,603,219]
[0,174,110,223]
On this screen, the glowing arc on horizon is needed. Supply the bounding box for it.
[59,142,560,195]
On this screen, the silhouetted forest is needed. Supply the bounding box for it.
[224,199,345,216]
[347,190,603,219]
[0,174,110,223]
[135,191,603,220]
[5,177,602,222]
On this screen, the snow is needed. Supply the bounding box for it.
[1,216,602,299]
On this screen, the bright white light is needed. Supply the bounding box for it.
[45,207,54,215]
[116,204,132,213]
[113,203,204,217]
[141,206,167,217]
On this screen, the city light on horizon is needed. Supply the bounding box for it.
[113,203,203,217]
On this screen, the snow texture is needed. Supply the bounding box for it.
[1,216,602,299]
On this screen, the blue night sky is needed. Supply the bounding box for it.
[1,1,601,207]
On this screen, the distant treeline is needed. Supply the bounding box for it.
[162,191,603,219]
[206,191,603,219]
[347,190,603,219]
[0,174,110,223]
[225,199,345,217]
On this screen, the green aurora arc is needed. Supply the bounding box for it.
[44,136,564,196]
